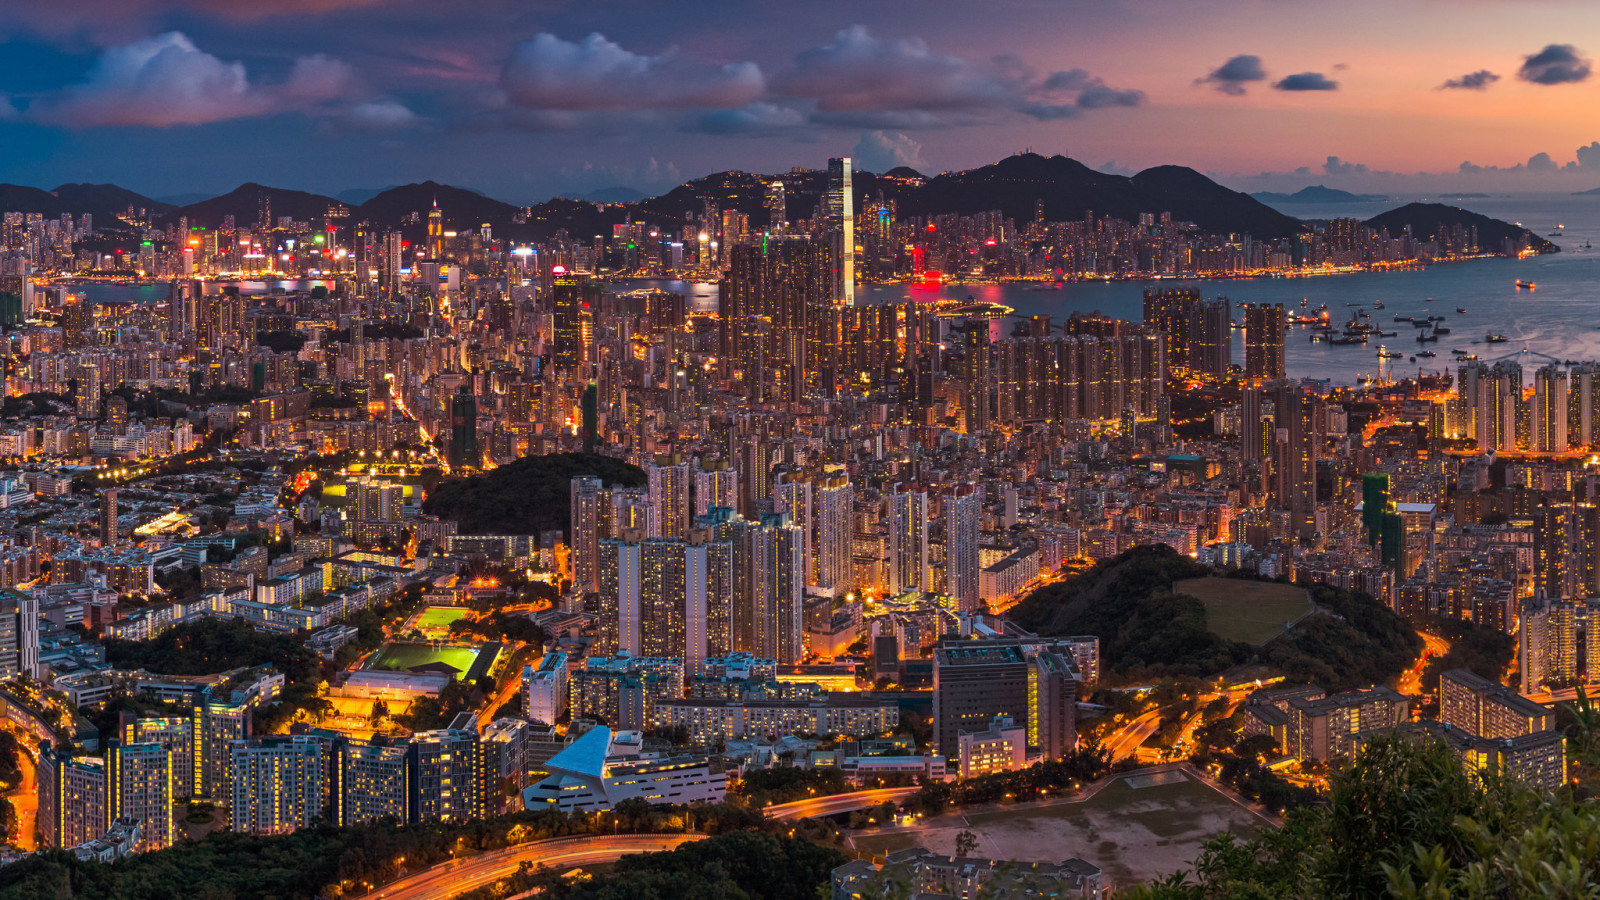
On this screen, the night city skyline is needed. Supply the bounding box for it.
[0,0,1599,199]
[0,2,1599,898]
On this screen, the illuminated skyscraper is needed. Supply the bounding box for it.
[570,476,604,594]
[961,321,992,434]
[647,458,693,540]
[694,460,738,517]
[1533,364,1568,453]
[106,742,174,852]
[889,484,930,596]
[448,387,478,470]
[814,475,854,592]
[551,270,597,371]
[427,198,444,259]
[827,157,854,306]
[1242,303,1287,380]
[772,471,814,584]
[944,485,981,612]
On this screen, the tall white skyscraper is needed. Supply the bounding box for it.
[944,485,982,612]
[888,483,930,596]
[598,535,643,655]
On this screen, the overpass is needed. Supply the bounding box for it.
[354,833,704,900]
[763,786,920,821]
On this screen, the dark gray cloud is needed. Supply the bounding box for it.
[1518,44,1591,85]
[774,26,1012,112]
[690,103,805,135]
[499,32,765,111]
[1196,54,1266,95]
[1439,69,1499,90]
[1273,72,1338,92]
[26,31,404,128]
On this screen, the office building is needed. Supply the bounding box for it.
[958,715,1029,779]
[827,157,854,306]
[448,387,478,470]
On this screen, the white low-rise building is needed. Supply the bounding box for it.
[522,726,726,813]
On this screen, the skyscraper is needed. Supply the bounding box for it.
[647,458,693,540]
[448,387,478,470]
[889,484,930,596]
[100,488,118,545]
[772,472,814,585]
[1534,364,1569,453]
[1242,303,1287,380]
[106,742,174,852]
[1271,380,1317,537]
[814,475,853,592]
[827,157,854,306]
[230,737,327,835]
[944,485,981,612]
[570,476,604,595]
[551,270,596,371]
[961,321,992,434]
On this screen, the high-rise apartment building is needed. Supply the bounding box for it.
[814,475,853,592]
[888,484,930,596]
[1242,303,1287,380]
[570,476,604,595]
[647,458,693,540]
[944,485,981,612]
[230,736,327,835]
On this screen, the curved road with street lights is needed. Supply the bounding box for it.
[763,786,920,821]
[354,833,704,900]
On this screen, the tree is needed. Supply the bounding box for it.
[370,699,389,727]
[954,829,978,858]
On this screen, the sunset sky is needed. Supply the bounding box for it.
[1,0,1598,201]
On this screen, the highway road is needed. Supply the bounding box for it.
[355,833,704,900]
[1399,630,1451,697]
[764,787,919,820]
[1103,710,1162,762]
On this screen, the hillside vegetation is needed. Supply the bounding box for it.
[1008,546,1421,690]
[422,452,645,535]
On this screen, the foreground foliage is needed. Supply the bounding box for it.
[1125,734,1589,900]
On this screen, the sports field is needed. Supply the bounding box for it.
[415,606,469,637]
[852,771,1265,887]
[368,642,483,681]
[1174,577,1313,645]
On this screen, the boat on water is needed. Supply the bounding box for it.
[1418,351,1437,358]
[1328,335,1366,345]
[1516,280,1536,290]
[1433,326,1451,335]
[1485,333,1509,343]
[1457,307,1467,314]
[1394,315,1413,322]
[1413,320,1433,328]
[1424,297,1435,302]
[1417,332,1439,343]
[1373,300,1385,309]
[1379,349,1404,359]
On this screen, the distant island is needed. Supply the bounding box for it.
[1575,185,1600,196]
[1364,202,1558,254]
[1252,185,1389,204]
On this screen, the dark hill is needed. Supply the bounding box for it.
[166,183,341,229]
[52,183,175,218]
[1252,185,1388,204]
[355,181,521,234]
[895,154,1304,239]
[0,183,170,225]
[1007,545,1420,690]
[1364,202,1557,254]
[422,452,645,536]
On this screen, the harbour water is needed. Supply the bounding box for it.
[76,193,1600,388]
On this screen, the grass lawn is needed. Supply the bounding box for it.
[854,773,1264,888]
[368,642,484,681]
[415,606,469,636]
[1174,577,1313,645]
